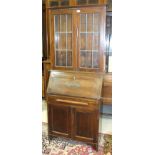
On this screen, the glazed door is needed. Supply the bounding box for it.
[76,7,106,72]
[50,9,76,70]
[72,107,99,145]
[49,7,106,71]
[48,104,71,138]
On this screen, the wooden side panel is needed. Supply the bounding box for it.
[48,104,71,138]
[102,74,112,104]
[42,75,45,97]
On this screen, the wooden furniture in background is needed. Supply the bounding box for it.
[102,10,112,104]
[43,1,49,59]
[47,70,104,149]
[42,75,45,97]
[102,73,112,104]
[43,60,51,99]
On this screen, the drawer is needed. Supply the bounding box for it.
[47,95,99,109]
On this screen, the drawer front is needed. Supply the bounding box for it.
[47,95,99,110]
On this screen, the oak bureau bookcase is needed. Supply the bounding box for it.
[44,0,112,150]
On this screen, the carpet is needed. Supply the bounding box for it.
[42,123,112,155]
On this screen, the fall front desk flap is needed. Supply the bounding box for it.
[47,70,104,99]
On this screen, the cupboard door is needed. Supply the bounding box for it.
[72,108,99,145]
[77,8,106,71]
[48,104,71,138]
[50,7,106,71]
[50,10,75,69]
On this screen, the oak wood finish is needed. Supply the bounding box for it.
[102,73,112,104]
[47,95,100,149]
[49,6,106,72]
[47,70,104,99]
[46,0,107,9]
[47,71,103,149]
[48,104,71,137]
[43,1,112,104]
[43,2,47,59]
[56,99,89,106]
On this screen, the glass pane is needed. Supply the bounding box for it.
[93,52,99,68]
[55,15,60,32]
[67,15,72,32]
[93,34,99,50]
[56,51,66,66]
[88,0,98,4]
[107,0,112,11]
[86,52,92,68]
[55,33,59,49]
[87,34,93,50]
[87,14,93,32]
[59,34,66,49]
[106,16,112,34]
[94,13,100,32]
[80,51,86,67]
[77,0,87,5]
[61,0,69,6]
[105,14,112,72]
[80,34,86,50]
[54,14,73,67]
[50,1,59,7]
[67,34,72,50]
[60,15,66,32]
[80,14,86,32]
[67,51,72,66]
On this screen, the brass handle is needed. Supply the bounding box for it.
[56,99,88,106]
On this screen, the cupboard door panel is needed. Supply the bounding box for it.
[48,104,71,137]
[73,108,98,144]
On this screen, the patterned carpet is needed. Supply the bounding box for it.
[42,123,112,155]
